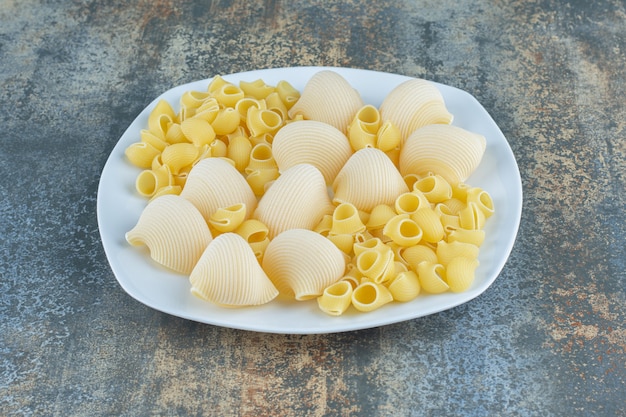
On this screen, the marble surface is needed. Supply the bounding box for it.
[1,0,624,416]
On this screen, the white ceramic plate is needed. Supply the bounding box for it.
[97,66,522,334]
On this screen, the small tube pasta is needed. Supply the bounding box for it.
[417,262,449,294]
[327,233,355,255]
[317,281,353,316]
[246,143,277,172]
[383,214,423,247]
[161,143,200,174]
[445,256,479,293]
[376,121,401,152]
[413,174,453,203]
[125,142,162,169]
[436,241,480,266]
[410,207,445,243]
[276,80,301,109]
[355,248,395,283]
[387,270,420,302]
[234,219,270,261]
[148,99,177,134]
[366,204,397,231]
[213,83,245,107]
[330,203,366,236]
[245,168,280,196]
[181,117,216,147]
[211,108,240,135]
[247,107,283,137]
[353,237,388,257]
[351,282,393,312]
[400,244,438,269]
[135,165,173,198]
[459,202,487,230]
[265,92,289,120]
[239,79,275,99]
[227,135,253,172]
[140,129,168,151]
[466,187,495,219]
[395,191,430,215]
[447,228,486,247]
[348,120,377,151]
[209,203,247,233]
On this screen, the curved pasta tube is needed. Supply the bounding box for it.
[239,79,275,99]
[413,174,453,203]
[194,98,220,124]
[376,121,401,152]
[410,208,445,243]
[436,240,480,266]
[327,233,355,255]
[366,204,397,231]
[180,157,257,223]
[459,202,487,230]
[246,143,277,172]
[262,229,346,300]
[351,282,393,312]
[333,148,409,212]
[313,214,333,236]
[383,214,423,247]
[387,270,420,302]
[317,281,354,316]
[394,191,430,215]
[140,129,168,152]
[253,164,334,238]
[416,261,449,294]
[235,97,265,123]
[234,219,270,261]
[355,248,395,283]
[148,99,177,134]
[445,256,479,293]
[276,80,301,110]
[181,117,216,147]
[161,143,200,175]
[400,244,438,270]
[466,187,495,219]
[209,203,247,233]
[213,83,245,107]
[247,107,283,137]
[180,90,212,111]
[211,108,240,135]
[330,203,366,236]
[265,92,289,120]
[190,233,278,307]
[125,142,162,169]
[434,203,461,232]
[245,168,279,196]
[126,195,213,275]
[272,120,353,184]
[447,228,486,247]
[209,139,228,158]
[135,165,173,198]
[227,135,253,172]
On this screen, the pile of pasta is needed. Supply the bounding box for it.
[124,70,494,316]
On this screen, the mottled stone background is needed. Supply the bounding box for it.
[1,0,624,416]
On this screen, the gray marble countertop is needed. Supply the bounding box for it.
[1,1,624,416]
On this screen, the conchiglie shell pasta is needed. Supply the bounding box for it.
[399,124,487,185]
[189,233,278,307]
[125,195,213,275]
[253,164,334,238]
[180,157,257,223]
[262,229,346,300]
[333,148,409,212]
[379,78,453,143]
[272,120,353,184]
[288,70,364,133]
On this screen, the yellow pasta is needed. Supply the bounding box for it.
[413,174,453,203]
[459,202,487,230]
[466,187,495,219]
[245,168,279,196]
[330,203,366,236]
[376,121,402,152]
[148,99,177,134]
[135,164,173,198]
[395,191,430,215]
[351,281,393,312]
[355,248,395,283]
[386,270,420,302]
[447,228,486,247]
[246,107,283,137]
[317,281,353,316]
[160,143,200,175]
[126,195,213,275]
[416,261,449,294]
[436,240,480,266]
[327,233,355,255]
[227,135,253,172]
[265,92,289,120]
[246,143,277,172]
[180,117,216,147]
[275,80,301,109]
[125,142,162,169]
[211,108,240,135]
[213,83,245,107]
[410,207,445,243]
[366,204,397,231]
[383,214,423,247]
[190,233,278,307]
[445,256,479,293]
[262,229,346,300]
[353,237,388,257]
[234,219,270,262]
[140,129,168,152]
[209,203,247,233]
[239,79,275,99]
[400,244,438,269]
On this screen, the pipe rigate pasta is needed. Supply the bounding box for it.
[189,233,278,307]
[459,202,487,230]
[387,271,420,302]
[355,248,395,284]
[211,108,240,135]
[382,214,423,247]
[330,203,366,236]
[262,229,346,300]
[160,143,200,175]
[234,219,270,262]
[288,70,364,133]
[399,244,438,269]
[148,99,177,134]
[275,80,301,110]
[413,174,453,203]
[180,117,216,147]
[239,79,275,99]
[445,256,479,293]
[125,195,213,275]
[416,262,449,294]
[399,124,487,185]
[379,78,453,143]
[209,203,247,233]
[272,120,353,184]
[351,282,393,312]
[333,148,409,212]
[466,187,495,219]
[246,107,283,137]
[447,228,486,247]
[180,157,257,224]
[253,164,334,239]
[410,208,445,243]
[394,191,430,215]
[317,281,354,316]
[436,241,480,266]
[125,141,162,169]
[227,135,253,172]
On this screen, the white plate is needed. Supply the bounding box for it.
[97,66,522,334]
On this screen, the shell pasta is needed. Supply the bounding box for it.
[124,70,495,316]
